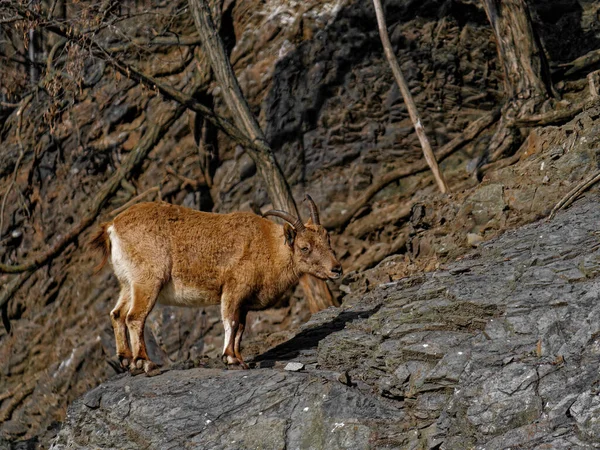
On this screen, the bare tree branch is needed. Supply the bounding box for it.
[104,35,203,53]
[372,0,449,194]
[0,101,186,276]
[187,0,298,215]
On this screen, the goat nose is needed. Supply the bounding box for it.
[331,264,343,275]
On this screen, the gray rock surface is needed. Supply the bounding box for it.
[53,198,600,449]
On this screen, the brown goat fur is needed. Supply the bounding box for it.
[91,200,341,372]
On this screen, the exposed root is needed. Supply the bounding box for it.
[478,128,530,176]
[486,121,520,163]
[478,149,523,176]
[548,170,600,220]
[348,232,408,272]
[0,378,37,423]
[511,98,599,128]
[323,108,501,231]
[562,48,600,77]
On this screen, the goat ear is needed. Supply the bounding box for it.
[283,223,296,248]
[306,217,314,226]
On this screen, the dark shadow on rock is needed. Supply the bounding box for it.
[263,0,490,178]
[529,0,600,70]
[253,303,382,367]
[263,0,598,179]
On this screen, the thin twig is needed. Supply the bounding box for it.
[372,0,448,194]
[109,186,160,216]
[549,170,600,220]
[104,35,203,53]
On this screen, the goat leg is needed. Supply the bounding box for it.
[110,286,133,369]
[233,309,248,369]
[126,282,160,374]
[221,298,248,369]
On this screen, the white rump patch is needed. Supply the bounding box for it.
[107,225,132,282]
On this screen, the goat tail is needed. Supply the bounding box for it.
[89,223,111,273]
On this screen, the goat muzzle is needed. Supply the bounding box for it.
[329,263,343,280]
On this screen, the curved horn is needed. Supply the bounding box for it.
[263,210,305,231]
[304,194,320,225]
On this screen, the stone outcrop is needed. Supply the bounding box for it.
[53,197,600,449]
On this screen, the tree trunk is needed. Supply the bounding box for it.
[482,0,553,102]
[480,0,554,163]
[187,0,338,312]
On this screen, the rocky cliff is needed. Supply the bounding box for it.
[52,197,600,449]
[2,0,600,446]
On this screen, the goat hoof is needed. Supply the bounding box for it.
[118,355,132,370]
[129,359,142,375]
[143,360,159,375]
[225,355,249,370]
[129,366,144,376]
[129,358,158,376]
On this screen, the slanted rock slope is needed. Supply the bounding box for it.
[53,197,600,449]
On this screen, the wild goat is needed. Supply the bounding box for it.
[90,195,341,372]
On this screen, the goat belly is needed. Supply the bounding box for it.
[156,280,219,307]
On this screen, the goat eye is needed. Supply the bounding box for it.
[301,246,310,254]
